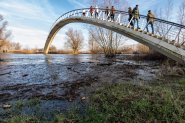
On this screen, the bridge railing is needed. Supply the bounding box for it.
[50,8,185,49]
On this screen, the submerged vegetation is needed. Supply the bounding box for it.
[1,77,185,123]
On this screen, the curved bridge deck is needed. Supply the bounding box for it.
[44,8,185,65]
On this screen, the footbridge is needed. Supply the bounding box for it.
[44,8,185,64]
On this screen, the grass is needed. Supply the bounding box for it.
[55,78,185,123]
[15,100,24,110]
[1,78,185,123]
[26,98,41,107]
[3,116,40,123]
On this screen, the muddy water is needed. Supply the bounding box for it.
[0,54,160,119]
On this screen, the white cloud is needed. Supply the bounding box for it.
[0,0,57,23]
[0,0,61,49]
[9,23,88,50]
[9,26,47,48]
[67,0,87,8]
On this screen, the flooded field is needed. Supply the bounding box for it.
[0,54,162,120]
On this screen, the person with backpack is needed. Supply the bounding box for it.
[146,10,155,34]
[128,7,134,26]
[111,6,115,21]
[133,5,140,29]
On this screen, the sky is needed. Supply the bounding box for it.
[0,0,184,50]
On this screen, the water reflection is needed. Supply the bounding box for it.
[44,54,53,64]
[0,54,158,86]
[0,53,11,65]
[70,55,81,64]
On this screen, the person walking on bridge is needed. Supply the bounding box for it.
[128,7,134,27]
[105,6,110,20]
[90,6,94,17]
[111,6,116,21]
[105,6,109,16]
[146,10,155,34]
[133,5,140,29]
[95,5,99,18]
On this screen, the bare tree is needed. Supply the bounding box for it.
[178,1,185,25]
[165,0,174,21]
[178,1,185,45]
[10,42,21,50]
[155,0,174,37]
[0,14,12,52]
[49,45,57,51]
[89,0,128,57]
[65,28,84,54]
[89,27,124,57]
[88,33,101,54]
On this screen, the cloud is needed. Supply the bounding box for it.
[67,0,88,8]
[9,25,68,49]
[0,0,61,48]
[9,23,88,50]
[9,26,48,48]
[0,0,58,25]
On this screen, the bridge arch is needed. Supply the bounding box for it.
[44,8,185,64]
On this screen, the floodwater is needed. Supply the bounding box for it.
[0,54,159,86]
[0,54,161,120]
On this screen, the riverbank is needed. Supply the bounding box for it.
[1,76,185,123]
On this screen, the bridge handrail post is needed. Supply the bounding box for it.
[181,35,185,45]
[116,14,121,24]
[141,19,145,31]
[102,10,106,20]
[162,24,173,41]
[86,9,90,17]
[98,11,102,19]
[142,21,149,33]
[175,28,182,44]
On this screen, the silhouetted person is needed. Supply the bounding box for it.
[95,5,99,18]
[128,7,134,26]
[146,10,155,34]
[105,6,109,15]
[105,6,110,20]
[111,6,115,21]
[133,5,140,29]
[90,6,94,16]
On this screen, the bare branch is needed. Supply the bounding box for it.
[65,28,84,54]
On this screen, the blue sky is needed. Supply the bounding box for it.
[0,0,184,50]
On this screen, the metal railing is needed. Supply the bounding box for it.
[50,8,185,49]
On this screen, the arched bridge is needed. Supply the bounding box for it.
[44,8,185,64]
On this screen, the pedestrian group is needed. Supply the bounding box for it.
[83,5,155,34]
